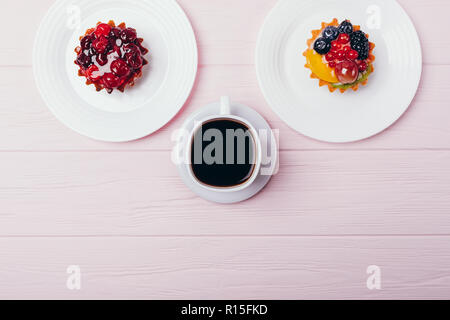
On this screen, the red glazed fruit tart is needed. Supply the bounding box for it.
[75,21,149,94]
[303,19,375,93]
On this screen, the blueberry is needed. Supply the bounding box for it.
[322,26,339,41]
[338,21,353,34]
[313,37,331,55]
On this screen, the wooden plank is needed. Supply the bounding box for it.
[0,64,448,150]
[0,0,447,66]
[0,236,449,299]
[1,150,449,236]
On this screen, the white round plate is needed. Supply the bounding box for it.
[34,0,198,142]
[176,102,278,204]
[256,0,422,143]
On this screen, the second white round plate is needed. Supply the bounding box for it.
[256,0,422,143]
[34,0,198,142]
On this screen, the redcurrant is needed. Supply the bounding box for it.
[331,41,341,51]
[358,61,368,72]
[325,52,336,62]
[346,49,359,60]
[336,50,345,60]
[337,33,350,44]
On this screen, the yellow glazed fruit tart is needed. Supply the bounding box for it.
[303,19,375,93]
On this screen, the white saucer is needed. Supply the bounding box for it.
[176,102,278,204]
[34,0,197,142]
[256,0,422,143]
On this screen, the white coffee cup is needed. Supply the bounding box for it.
[185,97,262,193]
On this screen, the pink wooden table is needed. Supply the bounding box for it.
[1,0,450,299]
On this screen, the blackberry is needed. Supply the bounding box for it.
[350,31,370,60]
[351,30,368,42]
[338,20,353,34]
[322,26,339,41]
[313,37,331,55]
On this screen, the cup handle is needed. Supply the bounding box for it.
[220,96,231,116]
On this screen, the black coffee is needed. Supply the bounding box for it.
[190,119,256,188]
